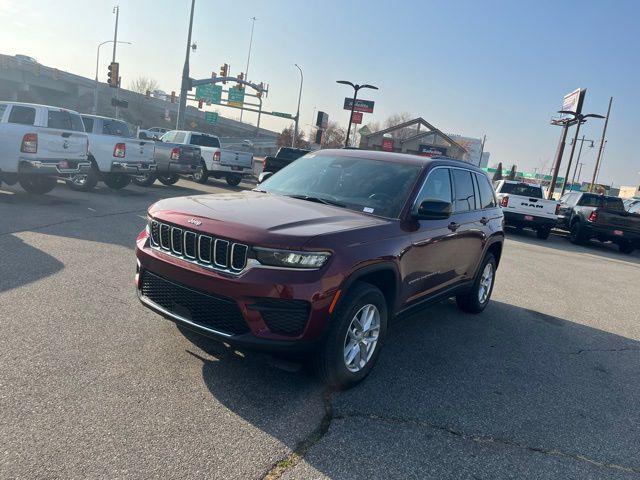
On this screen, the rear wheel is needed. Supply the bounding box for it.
[456,253,496,314]
[569,222,586,245]
[132,173,157,187]
[103,174,131,190]
[66,164,99,191]
[192,161,209,184]
[314,282,388,389]
[619,241,634,255]
[536,227,551,240]
[225,174,242,187]
[158,174,180,185]
[19,175,58,194]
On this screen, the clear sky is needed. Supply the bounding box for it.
[1,0,639,186]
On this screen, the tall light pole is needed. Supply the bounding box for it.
[336,80,378,148]
[112,6,121,118]
[559,112,603,196]
[293,64,303,147]
[94,40,131,114]
[478,134,486,166]
[239,16,257,123]
[176,0,196,130]
[570,135,594,189]
[589,96,613,192]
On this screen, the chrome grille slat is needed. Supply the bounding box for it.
[148,220,248,274]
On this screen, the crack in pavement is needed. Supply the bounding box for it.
[565,347,640,355]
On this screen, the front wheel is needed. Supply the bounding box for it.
[536,227,551,240]
[132,173,157,187]
[158,174,180,185]
[192,161,209,184]
[103,174,131,190]
[456,252,496,314]
[19,175,58,194]
[314,282,388,390]
[569,222,586,245]
[66,165,99,192]
[225,174,242,187]
[619,241,634,255]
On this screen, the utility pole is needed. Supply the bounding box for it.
[176,0,196,130]
[559,120,585,196]
[589,96,613,192]
[293,64,303,147]
[240,17,257,123]
[112,5,120,119]
[547,119,571,199]
[570,135,593,189]
[478,134,486,166]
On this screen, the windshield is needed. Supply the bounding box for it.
[498,182,543,198]
[260,153,422,218]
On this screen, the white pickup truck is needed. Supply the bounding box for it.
[494,180,559,239]
[65,114,156,191]
[0,102,90,194]
[161,130,253,187]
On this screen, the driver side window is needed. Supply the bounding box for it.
[413,168,452,212]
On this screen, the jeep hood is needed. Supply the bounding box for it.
[149,190,388,249]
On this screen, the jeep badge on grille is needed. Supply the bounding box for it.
[187,218,202,226]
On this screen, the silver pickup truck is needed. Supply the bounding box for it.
[132,137,201,187]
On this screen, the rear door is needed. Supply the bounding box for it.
[40,109,87,161]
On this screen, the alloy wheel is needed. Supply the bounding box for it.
[343,304,381,373]
[478,262,493,304]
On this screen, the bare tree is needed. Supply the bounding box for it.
[129,76,159,94]
[277,126,311,149]
[321,122,347,149]
[383,112,416,140]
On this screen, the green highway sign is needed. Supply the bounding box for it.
[211,85,222,103]
[228,87,245,107]
[204,112,218,124]
[271,111,293,119]
[196,84,222,104]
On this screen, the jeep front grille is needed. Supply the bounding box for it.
[148,219,248,274]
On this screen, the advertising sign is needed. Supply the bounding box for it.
[351,111,363,124]
[418,145,447,157]
[381,137,394,151]
[343,98,375,113]
[562,88,585,115]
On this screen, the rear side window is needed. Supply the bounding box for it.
[475,173,497,208]
[0,104,7,120]
[81,116,94,133]
[190,134,220,148]
[452,169,476,212]
[47,110,84,131]
[498,182,543,198]
[173,131,186,143]
[561,193,579,206]
[579,194,624,211]
[8,106,36,125]
[102,119,131,137]
[414,168,452,207]
[160,131,174,142]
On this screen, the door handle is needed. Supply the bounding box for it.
[480,217,489,225]
[448,222,460,232]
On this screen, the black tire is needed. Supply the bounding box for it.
[18,175,57,194]
[66,164,99,192]
[192,161,209,184]
[569,222,586,245]
[456,252,497,314]
[619,242,634,255]
[314,282,388,390]
[536,227,551,240]
[158,174,180,186]
[225,174,242,187]
[132,173,157,187]
[103,174,131,190]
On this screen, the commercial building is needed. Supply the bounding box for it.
[446,134,490,167]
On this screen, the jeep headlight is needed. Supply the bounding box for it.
[253,247,330,269]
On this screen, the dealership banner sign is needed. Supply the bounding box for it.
[343,98,375,113]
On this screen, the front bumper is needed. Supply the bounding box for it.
[19,158,91,175]
[504,211,556,229]
[111,162,157,174]
[135,231,337,352]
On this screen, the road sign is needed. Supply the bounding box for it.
[196,84,222,104]
[358,125,371,135]
[204,112,219,124]
[343,98,375,113]
[272,111,293,119]
[228,87,245,107]
[381,137,394,151]
[351,111,363,124]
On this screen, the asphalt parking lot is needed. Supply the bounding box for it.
[1,179,639,480]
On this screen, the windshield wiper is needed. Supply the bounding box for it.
[287,194,346,208]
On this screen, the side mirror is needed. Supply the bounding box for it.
[414,199,452,220]
[258,171,273,184]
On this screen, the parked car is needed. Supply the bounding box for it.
[162,130,254,187]
[0,102,90,194]
[262,147,311,175]
[135,150,504,388]
[557,192,640,254]
[65,114,156,191]
[138,126,168,140]
[494,180,559,239]
[132,135,201,187]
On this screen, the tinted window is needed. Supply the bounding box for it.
[47,110,84,131]
[415,168,452,207]
[452,169,476,212]
[190,134,220,148]
[578,194,624,211]
[498,182,543,198]
[81,116,94,133]
[261,154,422,219]
[8,106,36,125]
[476,173,497,208]
[174,131,186,143]
[102,119,131,137]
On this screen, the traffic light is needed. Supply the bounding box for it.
[170,91,176,103]
[237,72,244,90]
[107,62,119,88]
[219,64,228,84]
[256,91,262,99]
[198,99,203,109]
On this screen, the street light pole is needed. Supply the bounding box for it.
[336,80,378,148]
[94,40,131,114]
[293,64,303,147]
[478,134,486,166]
[547,117,572,199]
[240,16,257,123]
[589,96,613,192]
[112,5,120,119]
[559,120,584,196]
[176,0,196,130]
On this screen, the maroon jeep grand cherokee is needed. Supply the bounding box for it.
[135,150,504,388]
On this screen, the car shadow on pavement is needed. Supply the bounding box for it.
[505,227,640,264]
[178,299,640,477]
